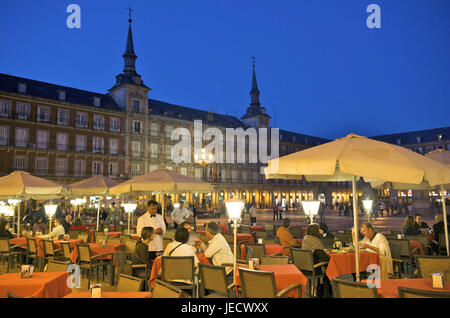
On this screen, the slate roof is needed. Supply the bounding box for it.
[279,129,331,146]
[0,73,123,112]
[371,127,450,145]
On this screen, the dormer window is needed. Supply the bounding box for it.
[397,139,401,145]
[93,97,101,107]
[58,90,66,101]
[18,83,27,94]
[416,136,422,143]
[132,99,141,113]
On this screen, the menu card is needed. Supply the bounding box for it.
[90,284,102,298]
[20,265,34,278]
[432,272,444,289]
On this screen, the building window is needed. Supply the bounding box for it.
[253,171,259,183]
[13,155,27,171]
[92,161,103,175]
[56,133,68,151]
[166,145,172,159]
[93,97,101,107]
[37,105,51,123]
[108,162,118,177]
[242,171,247,183]
[232,170,237,182]
[149,165,158,172]
[93,114,105,130]
[55,158,67,176]
[425,145,434,153]
[150,122,159,136]
[180,167,188,176]
[133,121,142,134]
[75,112,88,128]
[132,100,141,113]
[0,126,9,146]
[165,125,174,138]
[0,99,12,118]
[74,159,86,177]
[132,141,141,157]
[195,168,202,180]
[16,102,30,120]
[93,137,104,153]
[58,91,66,101]
[36,130,49,149]
[18,83,27,94]
[416,136,422,143]
[109,138,119,155]
[110,117,120,132]
[150,143,158,158]
[35,157,48,175]
[57,109,70,125]
[396,139,401,145]
[75,135,86,152]
[131,163,140,176]
[15,127,28,147]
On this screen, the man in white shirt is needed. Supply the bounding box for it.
[39,218,65,240]
[359,222,393,279]
[171,202,193,228]
[137,200,166,260]
[196,222,234,275]
[249,203,257,226]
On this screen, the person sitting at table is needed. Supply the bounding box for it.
[32,217,45,235]
[137,200,166,261]
[39,218,65,240]
[181,221,200,247]
[164,227,199,270]
[402,216,421,236]
[276,218,298,249]
[319,223,334,241]
[62,215,72,234]
[0,219,14,239]
[171,201,193,229]
[359,222,393,279]
[431,214,449,254]
[414,214,430,232]
[131,226,155,278]
[69,218,89,232]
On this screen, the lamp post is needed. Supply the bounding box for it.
[8,199,21,236]
[44,204,57,233]
[194,148,214,182]
[123,202,137,234]
[225,198,244,285]
[363,199,373,224]
[301,200,320,224]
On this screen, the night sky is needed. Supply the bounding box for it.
[1,0,449,139]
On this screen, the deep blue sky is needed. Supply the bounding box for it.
[1,0,449,139]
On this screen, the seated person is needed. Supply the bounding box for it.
[69,218,89,232]
[181,221,201,247]
[402,216,421,235]
[62,215,72,234]
[39,218,65,240]
[32,217,45,235]
[0,220,14,239]
[276,218,299,251]
[359,222,393,279]
[431,214,448,254]
[131,227,155,278]
[414,214,430,232]
[319,223,335,241]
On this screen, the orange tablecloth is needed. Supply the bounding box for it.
[107,232,122,237]
[69,243,124,265]
[218,224,229,234]
[9,237,27,248]
[0,272,71,298]
[10,238,84,258]
[410,240,425,255]
[326,251,380,280]
[377,278,450,298]
[240,243,284,260]
[250,226,264,232]
[196,231,255,243]
[235,264,307,298]
[149,253,209,288]
[63,291,151,298]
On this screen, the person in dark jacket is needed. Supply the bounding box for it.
[62,215,72,234]
[432,214,449,254]
[131,227,155,279]
[402,216,421,235]
[0,219,14,239]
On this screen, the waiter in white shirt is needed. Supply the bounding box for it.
[137,200,166,260]
[171,201,193,228]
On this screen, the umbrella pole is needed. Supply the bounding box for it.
[441,185,449,256]
[96,205,100,231]
[162,191,165,220]
[352,175,360,282]
[17,201,21,237]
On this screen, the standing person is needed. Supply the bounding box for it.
[249,203,257,226]
[318,203,326,224]
[272,203,279,222]
[171,202,193,229]
[136,200,166,261]
[339,202,344,217]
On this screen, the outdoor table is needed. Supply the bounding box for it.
[63,291,151,298]
[409,240,424,255]
[377,278,450,298]
[9,237,27,248]
[0,272,71,298]
[235,264,308,297]
[107,232,122,237]
[10,237,84,258]
[85,223,97,229]
[218,223,229,234]
[196,231,255,243]
[325,251,380,281]
[149,253,209,288]
[250,225,264,232]
[240,243,284,260]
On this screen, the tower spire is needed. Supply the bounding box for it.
[123,7,137,74]
[250,56,260,106]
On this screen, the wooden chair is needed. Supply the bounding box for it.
[119,234,131,242]
[106,237,122,245]
[244,243,266,262]
[290,247,328,297]
[416,256,450,279]
[94,232,107,244]
[26,238,39,268]
[240,225,251,234]
[238,267,302,298]
[255,231,268,241]
[60,241,72,262]
[398,286,450,298]
[116,274,144,292]
[78,233,89,243]
[388,239,417,276]
[44,260,69,272]
[389,244,404,278]
[198,263,234,298]
[332,278,379,298]
[69,230,79,239]
[163,237,172,250]
[264,224,275,238]
[290,226,302,239]
[152,279,189,298]
[223,234,235,244]
[124,239,137,260]
[320,237,334,249]
[161,256,196,296]
[261,255,289,265]
[42,239,62,271]
[0,238,26,273]
[405,235,431,255]
[75,243,112,288]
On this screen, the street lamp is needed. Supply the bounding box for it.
[225,198,244,285]
[362,199,373,223]
[301,200,320,224]
[194,148,214,181]
[44,204,58,232]
[123,202,137,234]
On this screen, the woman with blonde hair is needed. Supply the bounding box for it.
[402,216,421,235]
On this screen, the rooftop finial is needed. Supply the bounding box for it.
[250,56,260,106]
[127,6,134,23]
[252,56,256,69]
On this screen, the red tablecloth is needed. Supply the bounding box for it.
[410,240,425,255]
[149,253,209,288]
[250,226,264,232]
[63,292,151,298]
[0,272,71,298]
[218,224,229,234]
[196,231,255,243]
[69,243,124,265]
[377,278,450,298]
[235,264,308,298]
[107,232,122,237]
[326,251,380,281]
[10,238,84,258]
[240,243,284,260]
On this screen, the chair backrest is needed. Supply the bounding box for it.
[115,225,124,232]
[261,255,289,265]
[78,233,89,243]
[69,230,79,239]
[152,279,187,298]
[390,230,402,235]
[43,239,55,256]
[264,239,278,245]
[45,260,68,272]
[255,232,268,241]
[290,226,302,239]
[223,234,234,244]
[389,244,403,260]
[76,243,92,263]
[117,274,144,292]
[107,237,122,245]
[239,267,277,298]
[163,238,173,250]
[264,224,274,236]
[290,248,314,272]
[405,235,429,253]
[388,239,411,258]
[161,256,195,284]
[332,278,379,298]
[125,240,137,254]
[60,241,71,259]
[198,263,228,296]
[241,225,251,233]
[335,233,353,243]
[228,243,242,260]
[0,238,9,252]
[25,238,36,254]
[95,234,106,244]
[119,234,131,242]
[398,286,450,298]
[245,243,265,261]
[384,234,398,240]
[439,233,449,250]
[416,256,450,279]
